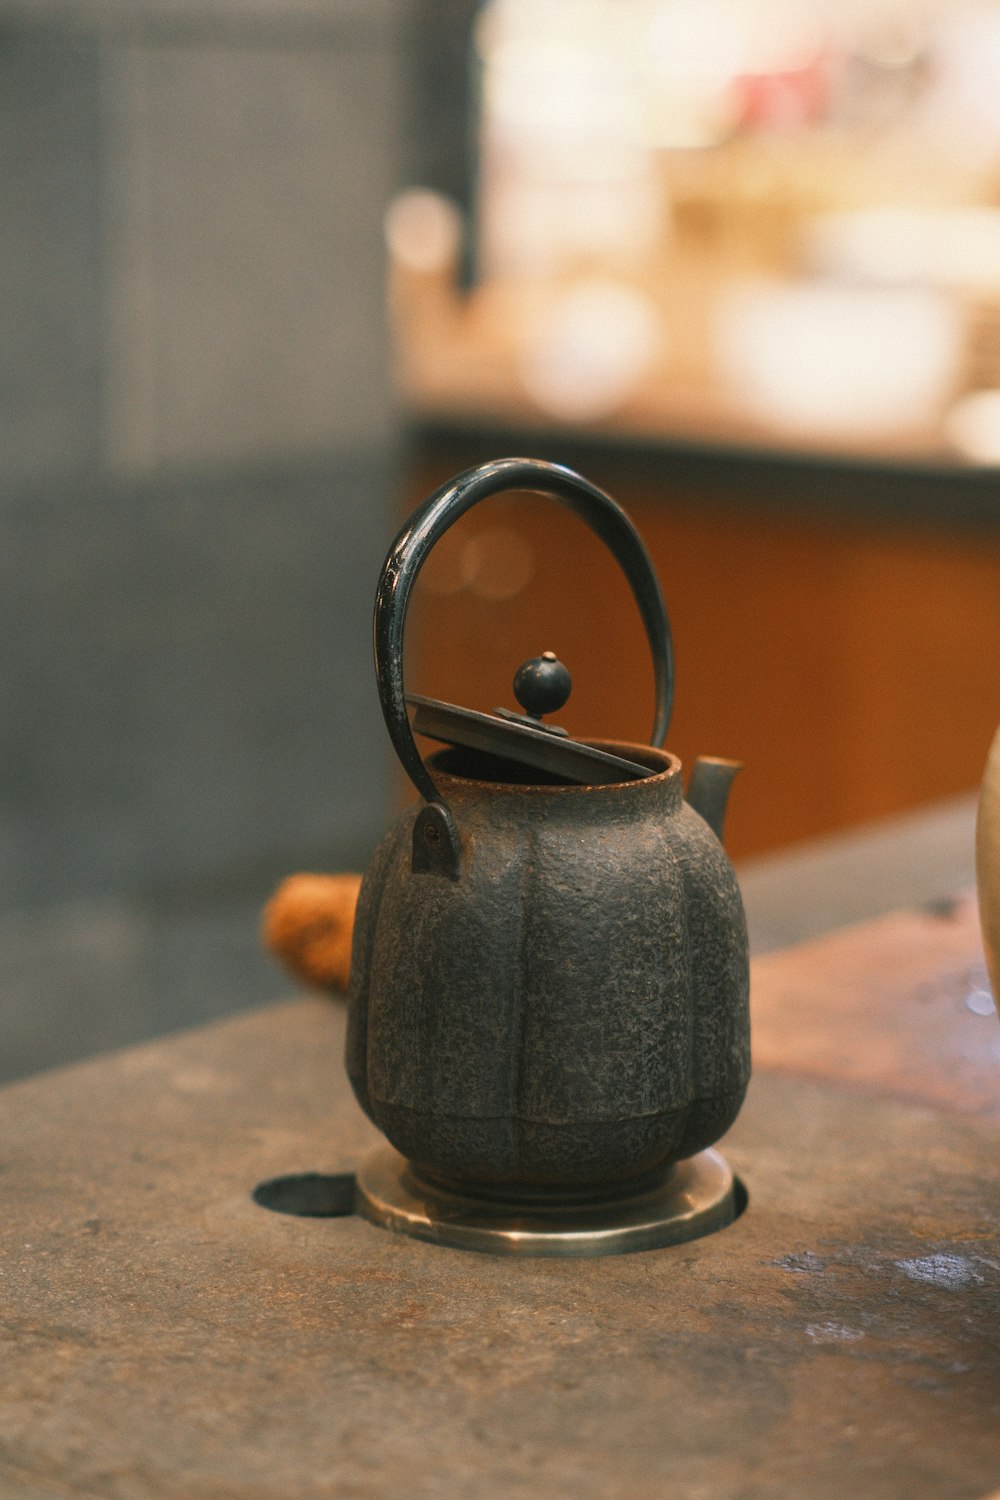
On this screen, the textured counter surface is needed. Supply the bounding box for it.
[2,894,999,1498]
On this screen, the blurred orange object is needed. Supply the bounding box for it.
[262,873,362,995]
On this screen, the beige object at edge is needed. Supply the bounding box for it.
[977,725,1000,1001]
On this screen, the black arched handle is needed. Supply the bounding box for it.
[374,457,674,808]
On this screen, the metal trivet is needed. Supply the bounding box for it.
[354,1146,740,1257]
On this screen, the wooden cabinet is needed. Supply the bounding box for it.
[403,442,1000,861]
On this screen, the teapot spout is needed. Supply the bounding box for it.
[687,757,741,844]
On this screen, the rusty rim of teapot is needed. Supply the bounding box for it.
[425,737,683,796]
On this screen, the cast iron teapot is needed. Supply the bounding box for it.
[346,457,750,1203]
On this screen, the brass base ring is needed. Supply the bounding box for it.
[354,1146,740,1258]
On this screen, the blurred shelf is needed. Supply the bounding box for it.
[407,414,1000,530]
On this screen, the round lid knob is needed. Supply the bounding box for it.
[513,652,572,719]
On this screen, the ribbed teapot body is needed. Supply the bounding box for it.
[346,744,750,1196]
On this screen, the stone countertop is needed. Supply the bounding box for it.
[0,811,998,1497]
[739,792,978,954]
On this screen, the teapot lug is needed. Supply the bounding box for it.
[412,802,462,879]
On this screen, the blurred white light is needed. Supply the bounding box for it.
[807,208,1000,293]
[716,281,961,437]
[519,279,661,421]
[646,0,743,146]
[481,0,645,147]
[649,0,821,80]
[384,190,463,275]
[945,389,1000,465]
[476,0,660,277]
[928,7,1000,148]
[648,0,745,82]
[644,0,825,143]
[486,171,661,279]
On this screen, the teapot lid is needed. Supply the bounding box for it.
[408,651,654,787]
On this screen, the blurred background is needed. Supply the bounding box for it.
[3,0,1000,1082]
